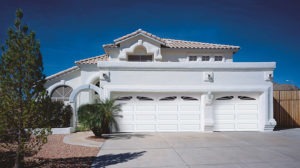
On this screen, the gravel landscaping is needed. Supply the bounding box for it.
[1,134,101,168]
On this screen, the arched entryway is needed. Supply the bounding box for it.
[69,84,101,127]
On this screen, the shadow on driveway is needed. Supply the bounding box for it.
[102,133,151,140]
[91,151,146,168]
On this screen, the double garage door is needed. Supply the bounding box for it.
[113,93,260,132]
[213,94,260,131]
[113,93,202,132]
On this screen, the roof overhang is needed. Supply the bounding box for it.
[114,33,166,46]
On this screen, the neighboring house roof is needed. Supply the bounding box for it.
[273,83,299,91]
[75,54,108,65]
[46,66,79,81]
[104,29,240,50]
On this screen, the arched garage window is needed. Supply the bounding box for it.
[51,85,73,101]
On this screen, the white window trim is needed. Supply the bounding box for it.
[188,56,198,62]
[214,56,224,62]
[201,56,210,62]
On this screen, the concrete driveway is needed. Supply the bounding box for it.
[92,129,300,168]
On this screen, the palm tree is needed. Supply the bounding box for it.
[77,98,121,137]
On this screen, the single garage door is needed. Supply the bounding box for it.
[213,94,260,131]
[113,93,202,132]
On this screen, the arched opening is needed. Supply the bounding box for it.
[69,84,101,128]
[133,45,147,55]
[127,45,153,62]
[91,79,101,103]
[51,85,73,102]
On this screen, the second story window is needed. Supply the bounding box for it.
[202,56,210,61]
[128,55,153,62]
[189,56,197,61]
[215,56,223,61]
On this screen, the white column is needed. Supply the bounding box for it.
[200,95,206,132]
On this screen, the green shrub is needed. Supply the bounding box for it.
[78,98,121,137]
[41,99,73,128]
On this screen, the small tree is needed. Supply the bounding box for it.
[78,98,121,137]
[0,9,51,168]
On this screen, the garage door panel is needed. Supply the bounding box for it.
[236,123,258,130]
[135,105,156,111]
[115,93,202,132]
[157,114,178,120]
[179,105,200,112]
[121,104,134,111]
[235,104,258,110]
[180,114,201,120]
[158,104,178,111]
[180,124,201,131]
[213,94,259,131]
[180,120,201,124]
[236,114,258,120]
[135,124,156,131]
[117,114,134,121]
[157,124,178,131]
[214,123,235,130]
[135,114,156,120]
[214,104,235,110]
[215,114,235,120]
[119,124,135,132]
[215,110,235,114]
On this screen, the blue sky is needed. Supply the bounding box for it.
[0,0,299,86]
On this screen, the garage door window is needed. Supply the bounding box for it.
[216,96,234,100]
[116,96,132,101]
[238,96,256,100]
[159,96,177,101]
[181,96,198,101]
[137,96,154,101]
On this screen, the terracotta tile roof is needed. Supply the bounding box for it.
[104,29,239,50]
[75,54,108,64]
[113,29,166,45]
[46,66,79,81]
[163,39,240,50]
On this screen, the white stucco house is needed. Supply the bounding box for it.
[45,29,277,132]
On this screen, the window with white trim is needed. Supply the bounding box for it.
[137,96,154,101]
[216,96,234,100]
[116,96,133,101]
[159,96,177,101]
[238,96,256,100]
[51,85,73,102]
[181,96,198,101]
[188,56,197,61]
[202,56,210,61]
[215,56,223,61]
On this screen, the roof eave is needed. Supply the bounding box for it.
[114,33,166,46]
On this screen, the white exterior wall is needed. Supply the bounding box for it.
[161,48,233,62]
[45,31,276,132]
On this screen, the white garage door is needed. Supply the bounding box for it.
[213,94,260,131]
[113,93,202,132]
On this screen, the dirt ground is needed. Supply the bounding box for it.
[1,134,101,168]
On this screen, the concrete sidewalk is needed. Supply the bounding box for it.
[92,129,300,168]
[63,131,104,148]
